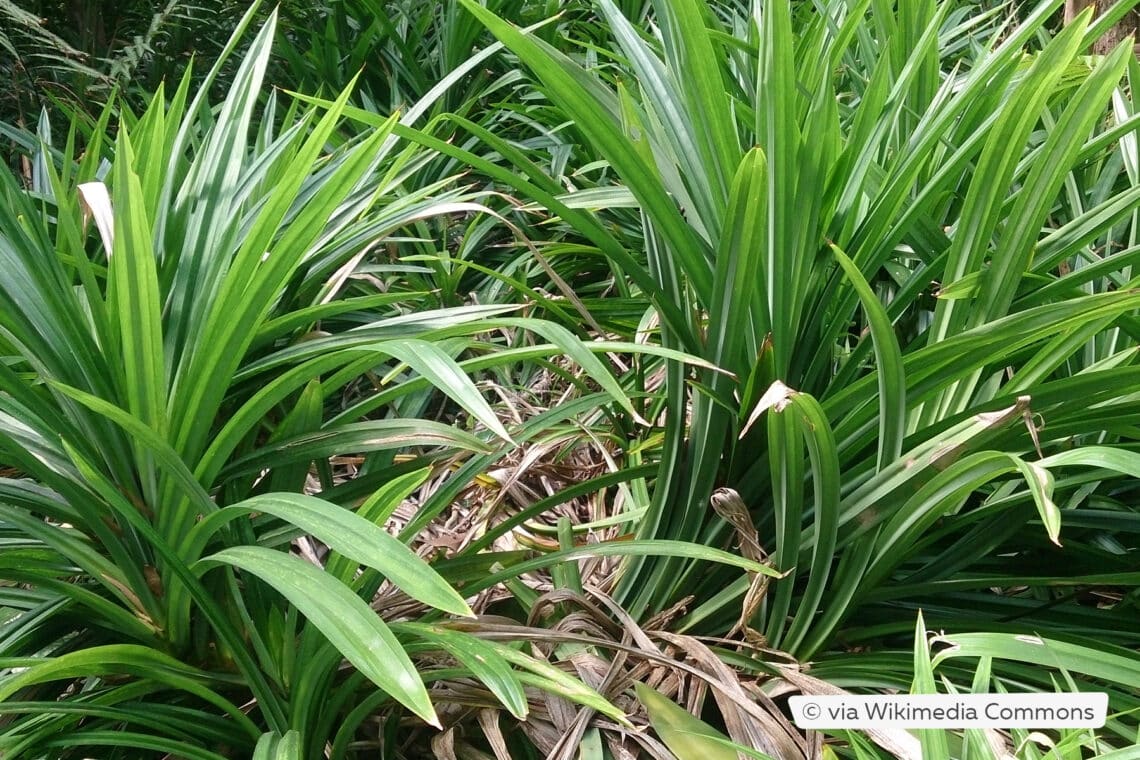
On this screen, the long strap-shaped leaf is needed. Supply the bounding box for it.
[188,492,472,617]
[197,546,441,727]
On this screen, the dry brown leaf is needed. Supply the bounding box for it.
[430,728,458,760]
[654,631,807,760]
[477,710,512,760]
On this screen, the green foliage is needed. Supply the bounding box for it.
[637,681,775,760]
[450,0,1140,753]
[2,0,1140,757]
[1,1,277,153]
[0,5,675,756]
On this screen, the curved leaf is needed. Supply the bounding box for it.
[197,546,439,727]
[398,622,528,719]
[192,493,472,617]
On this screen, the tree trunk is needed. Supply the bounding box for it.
[1065,0,1140,55]
[1064,0,1093,25]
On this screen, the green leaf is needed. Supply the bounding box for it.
[457,0,712,305]
[253,731,302,760]
[1008,456,1060,546]
[782,392,842,656]
[831,243,906,470]
[935,272,983,300]
[764,382,804,647]
[192,493,472,617]
[487,639,629,726]
[378,338,515,444]
[461,539,781,597]
[108,132,168,484]
[932,632,1140,688]
[911,612,950,759]
[636,682,774,760]
[755,0,801,377]
[197,546,440,727]
[711,148,769,377]
[218,419,493,481]
[0,645,259,739]
[491,318,653,425]
[398,622,528,719]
